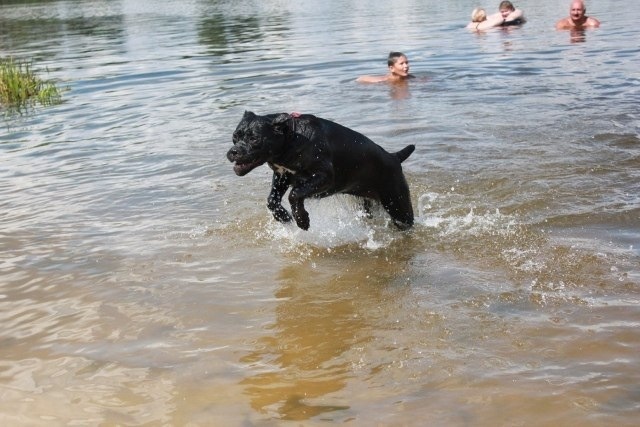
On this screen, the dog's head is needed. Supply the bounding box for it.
[227,111,292,176]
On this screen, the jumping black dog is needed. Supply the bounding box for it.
[227,111,415,230]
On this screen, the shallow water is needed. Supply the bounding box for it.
[1,0,639,425]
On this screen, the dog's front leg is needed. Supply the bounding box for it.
[288,195,310,230]
[267,172,293,223]
[288,172,332,230]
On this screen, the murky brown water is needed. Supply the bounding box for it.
[1,0,639,425]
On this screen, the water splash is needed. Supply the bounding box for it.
[416,191,518,238]
[259,195,399,253]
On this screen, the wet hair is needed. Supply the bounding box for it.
[471,8,487,22]
[387,52,406,67]
[499,1,515,11]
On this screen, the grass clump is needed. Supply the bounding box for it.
[0,57,62,108]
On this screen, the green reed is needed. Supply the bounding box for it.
[0,57,62,107]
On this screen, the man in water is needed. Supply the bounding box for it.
[357,52,414,83]
[556,0,600,30]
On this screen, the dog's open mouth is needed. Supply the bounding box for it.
[233,159,264,176]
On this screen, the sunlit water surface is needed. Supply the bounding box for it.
[1,0,639,425]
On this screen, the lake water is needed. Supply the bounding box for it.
[1,0,639,425]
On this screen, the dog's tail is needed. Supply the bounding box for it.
[394,144,415,163]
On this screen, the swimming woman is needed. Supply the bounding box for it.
[466,8,505,31]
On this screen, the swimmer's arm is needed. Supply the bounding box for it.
[356,75,387,83]
[504,9,525,24]
[476,14,505,30]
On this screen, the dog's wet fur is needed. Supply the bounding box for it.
[227,111,415,230]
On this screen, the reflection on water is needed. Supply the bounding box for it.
[1,0,640,425]
[0,4,126,61]
[198,15,264,56]
[239,246,414,420]
[240,265,359,419]
[570,28,587,43]
[388,79,412,100]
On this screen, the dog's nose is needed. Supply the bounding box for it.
[227,147,239,161]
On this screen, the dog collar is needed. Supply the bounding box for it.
[289,112,302,140]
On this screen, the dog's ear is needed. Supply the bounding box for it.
[243,111,256,120]
[271,113,292,136]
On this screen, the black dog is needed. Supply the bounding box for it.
[227,111,415,230]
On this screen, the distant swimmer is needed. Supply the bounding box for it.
[556,0,600,30]
[466,8,505,31]
[357,52,415,84]
[488,1,526,26]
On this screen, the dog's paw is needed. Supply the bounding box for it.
[272,208,293,223]
[393,218,414,230]
[294,212,310,230]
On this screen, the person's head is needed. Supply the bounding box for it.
[569,0,587,22]
[387,52,410,78]
[499,1,515,18]
[387,52,406,67]
[471,8,487,23]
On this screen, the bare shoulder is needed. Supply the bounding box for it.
[587,16,601,27]
[555,18,571,30]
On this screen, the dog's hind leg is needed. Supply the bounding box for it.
[380,181,414,230]
[362,198,374,218]
[267,172,293,223]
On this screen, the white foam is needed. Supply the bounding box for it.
[417,190,518,239]
[261,195,397,251]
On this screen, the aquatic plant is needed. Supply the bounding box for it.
[0,57,62,108]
